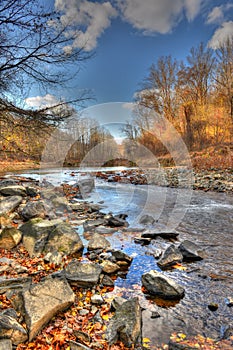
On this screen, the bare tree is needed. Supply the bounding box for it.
[0,0,90,96]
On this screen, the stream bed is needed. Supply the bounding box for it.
[17,167,233,347]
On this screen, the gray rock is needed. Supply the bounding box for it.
[0,196,23,215]
[20,218,62,256]
[0,227,22,249]
[100,260,120,274]
[142,270,185,299]
[157,244,183,268]
[83,219,106,231]
[111,296,127,311]
[20,218,83,257]
[43,252,63,265]
[134,237,152,245]
[20,201,46,220]
[21,275,75,341]
[44,222,84,256]
[26,186,38,197]
[139,215,155,225]
[0,179,17,187]
[91,294,104,305]
[108,215,128,227]
[78,177,95,197]
[65,259,102,287]
[106,297,142,347]
[101,275,114,287]
[0,276,32,294]
[0,186,26,197]
[0,339,12,350]
[178,240,204,261]
[111,250,133,264]
[0,313,27,345]
[222,326,233,340]
[87,233,111,251]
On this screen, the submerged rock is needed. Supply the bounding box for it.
[106,297,142,347]
[142,270,185,299]
[139,215,155,225]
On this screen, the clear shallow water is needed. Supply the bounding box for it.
[17,168,233,347]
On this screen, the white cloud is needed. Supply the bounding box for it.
[184,0,203,21]
[122,102,135,111]
[117,0,204,34]
[208,21,233,49]
[55,0,117,52]
[25,94,59,108]
[206,6,224,24]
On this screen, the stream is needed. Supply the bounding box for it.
[16,167,233,347]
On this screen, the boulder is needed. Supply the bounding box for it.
[0,227,22,249]
[142,270,185,299]
[20,201,46,220]
[25,186,38,197]
[178,240,204,261]
[87,233,111,251]
[20,218,62,257]
[0,179,17,187]
[0,313,27,345]
[64,259,102,288]
[0,186,26,197]
[139,215,155,225]
[21,275,75,341]
[44,222,84,256]
[20,218,83,257]
[157,245,183,268]
[0,196,23,216]
[106,297,142,347]
[101,275,114,287]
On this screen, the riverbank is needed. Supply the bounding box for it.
[0,160,40,173]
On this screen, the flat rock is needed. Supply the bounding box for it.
[0,196,23,215]
[0,186,26,197]
[0,227,22,249]
[64,259,102,287]
[0,276,32,294]
[21,275,75,341]
[157,244,183,268]
[95,226,115,234]
[108,216,128,227]
[87,233,111,251]
[178,240,204,261]
[106,297,142,347]
[142,270,185,299]
[0,313,27,345]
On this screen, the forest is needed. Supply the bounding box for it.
[0,0,233,170]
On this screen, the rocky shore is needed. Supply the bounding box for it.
[0,173,232,350]
[95,167,233,193]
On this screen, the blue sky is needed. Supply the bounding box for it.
[25,0,233,109]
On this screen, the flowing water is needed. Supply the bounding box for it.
[17,167,233,347]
